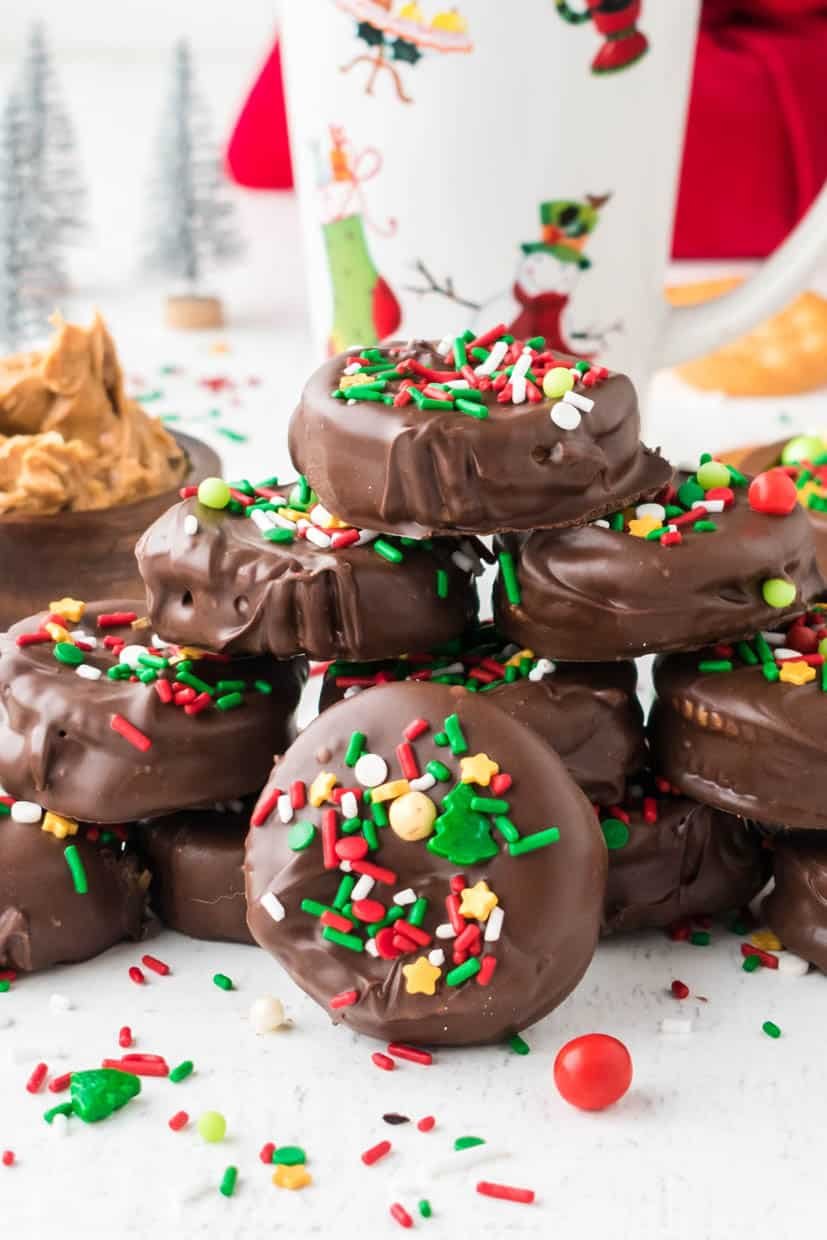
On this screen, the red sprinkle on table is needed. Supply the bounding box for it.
[371,1052,395,1072]
[417,1115,436,1132]
[477,1180,535,1205]
[47,1072,72,1093]
[169,1111,189,1131]
[671,980,690,1000]
[387,1043,432,1066]
[26,1063,48,1093]
[741,943,779,969]
[259,1141,276,1163]
[142,954,170,976]
[128,966,145,985]
[2,1151,14,1167]
[118,1026,133,1048]
[390,1203,414,1228]
[361,1140,392,1166]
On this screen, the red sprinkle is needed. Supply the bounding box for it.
[320,910,354,933]
[671,980,690,1000]
[417,1115,436,1132]
[0,969,16,982]
[330,989,360,1010]
[446,893,465,934]
[395,920,431,947]
[392,931,418,955]
[251,786,282,828]
[15,631,51,647]
[48,1072,72,1093]
[371,1052,396,1072]
[490,773,512,796]
[361,1140,392,1166]
[119,1026,133,1048]
[643,797,658,823]
[290,780,307,809]
[449,874,467,895]
[2,1151,14,1167]
[741,943,779,969]
[322,809,339,869]
[169,1111,189,1132]
[110,714,152,752]
[184,691,213,716]
[97,612,138,629]
[26,1063,48,1093]
[477,955,498,986]
[331,528,361,550]
[477,1180,535,1205]
[351,898,386,922]
[142,954,170,976]
[259,1141,276,1163]
[103,1055,169,1077]
[454,923,481,954]
[390,1203,413,1228]
[387,1043,432,1066]
[396,742,420,781]
[403,717,429,741]
[351,860,398,885]
[668,922,691,942]
[153,678,174,704]
[335,836,369,862]
[179,485,198,499]
[128,966,145,985]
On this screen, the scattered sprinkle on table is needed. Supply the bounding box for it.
[213,973,233,991]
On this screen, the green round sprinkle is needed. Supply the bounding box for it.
[197,477,232,509]
[418,1200,432,1219]
[213,973,233,991]
[508,1033,530,1055]
[762,578,796,609]
[54,642,84,666]
[601,817,630,850]
[197,1110,227,1142]
[169,1059,194,1083]
[454,1136,485,1151]
[743,955,761,973]
[271,1145,306,1166]
[677,478,705,508]
[288,821,316,851]
[542,366,574,399]
[433,732,448,747]
[690,930,711,946]
[696,460,730,491]
[762,1020,781,1039]
[219,1166,238,1197]
[0,980,10,993]
[781,434,823,465]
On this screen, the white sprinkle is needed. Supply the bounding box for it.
[50,1112,70,1139]
[70,630,96,647]
[49,994,73,1013]
[778,952,810,977]
[694,498,724,513]
[428,948,445,967]
[347,399,356,406]
[563,388,594,412]
[528,658,555,682]
[356,529,379,547]
[435,923,456,939]
[393,888,417,906]
[761,631,786,646]
[451,550,474,573]
[272,513,297,531]
[277,794,293,824]
[305,525,332,549]
[75,664,102,681]
[354,752,388,788]
[592,518,610,528]
[410,773,436,792]
[249,507,276,532]
[474,338,508,376]
[351,874,375,901]
[339,860,353,873]
[436,335,453,357]
[343,361,362,375]
[310,503,336,528]
[773,648,801,661]
[152,634,172,649]
[183,514,199,536]
[344,686,363,699]
[118,644,147,670]
[484,905,505,943]
[249,994,286,1033]
[11,801,42,825]
[443,379,470,390]
[510,374,527,404]
[365,937,379,957]
[550,402,581,430]
[459,540,484,576]
[636,502,666,523]
[432,661,464,677]
[660,1017,693,1035]
[340,791,359,820]
[260,891,286,923]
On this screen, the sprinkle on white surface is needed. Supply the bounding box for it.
[49,994,73,1014]
[249,995,287,1034]
[660,1017,693,1035]
[778,952,810,977]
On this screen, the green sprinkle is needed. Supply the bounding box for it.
[574,360,590,373]
[762,1020,781,1039]
[138,654,168,671]
[217,427,248,444]
[455,397,489,419]
[690,930,711,947]
[610,512,625,531]
[372,801,389,828]
[408,898,428,928]
[434,732,448,747]
[762,661,780,683]
[213,973,233,991]
[454,1136,485,1151]
[341,816,362,835]
[54,642,84,667]
[0,980,10,993]
[216,679,245,693]
[345,731,366,767]
[508,828,560,856]
[367,906,403,936]
[137,669,157,684]
[374,538,404,564]
[289,822,316,851]
[693,519,717,532]
[0,801,9,816]
[493,815,520,843]
[43,1103,74,1124]
[300,898,329,917]
[418,1200,432,1219]
[293,476,312,505]
[736,641,758,666]
[333,875,356,910]
[170,1060,194,1083]
[743,954,761,972]
[216,691,243,711]
[601,817,629,850]
[443,713,468,755]
[322,927,364,952]
[342,384,387,400]
[526,335,545,349]
[644,526,667,541]
[362,819,379,851]
[136,389,163,402]
[698,660,732,673]
[435,568,449,598]
[264,528,295,543]
[504,664,518,683]
[255,679,273,694]
[754,632,774,663]
[822,661,827,693]
[454,336,468,368]
[426,760,451,781]
[727,465,749,488]
[229,478,255,495]
[509,1033,530,1055]
[498,551,521,606]
[796,469,814,489]
[219,1166,238,1197]
[469,797,509,814]
[64,844,88,894]
[445,957,481,986]
[272,1145,306,1166]
[175,669,214,696]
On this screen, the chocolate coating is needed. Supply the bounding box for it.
[0,816,151,972]
[602,794,767,934]
[289,343,672,537]
[734,439,827,579]
[246,681,607,1045]
[136,493,478,661]
[494,474,823,660]
[0,600,305,823]
[764,837,827,969]
[320,630,645,804]
[651,638,827,829]
[138,804,254,945]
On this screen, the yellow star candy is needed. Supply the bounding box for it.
[628,515,661,538]
[272,1164,312,1190]
[42,812,79,840]
[751,929,783,952]
[459,752,499,786]
[48,597,85,624]
[402,955,442,996]
[505,648,534,668]
[779,660,815,686]
[459,880,499,922]
[45,623,72,644]
[309,771,338,807]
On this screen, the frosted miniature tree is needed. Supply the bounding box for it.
[144,41,243,291]
[0,94,53,349]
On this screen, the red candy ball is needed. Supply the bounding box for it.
[748,469,798,516]
[553,1034,633,1111]
[786,623,818,654]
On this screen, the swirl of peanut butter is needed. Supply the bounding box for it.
[0,313,187,515]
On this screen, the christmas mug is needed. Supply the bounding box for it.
[281,0,827,388]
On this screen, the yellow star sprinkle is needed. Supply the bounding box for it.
[175,646,210,661]
[459,880,499,922]
[272,1164,312,1190]
[42,812,79,840]
[339,373,369,390]
[628,515,661,538]
[371,779,411,803]
[505,648,534,668]
[309,771,338,807]
[402,955,442,996]
[48,598,85,624]
[751,929,783,952]
[779,660,815,686]
[459,752,499,787]
[45,623,72,644]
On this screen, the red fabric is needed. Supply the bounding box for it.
[673,2,827,257]
[226,40,293,190]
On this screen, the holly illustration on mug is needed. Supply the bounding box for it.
[554,0,649,75]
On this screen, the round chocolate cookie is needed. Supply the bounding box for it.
[320,625,645,804]
[650,607,827,829]
[601,788,767,935]
[289,337,671,538]
[494,457,823,660]
[764,837,827,970]
[0,600,305,823]
[246,681,607,1045]
[138,802,254,945]
[0,809,151,971]
[135,475,479,661]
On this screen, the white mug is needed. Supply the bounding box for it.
[281,0,827,390]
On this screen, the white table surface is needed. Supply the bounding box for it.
[5,176,827,1238]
